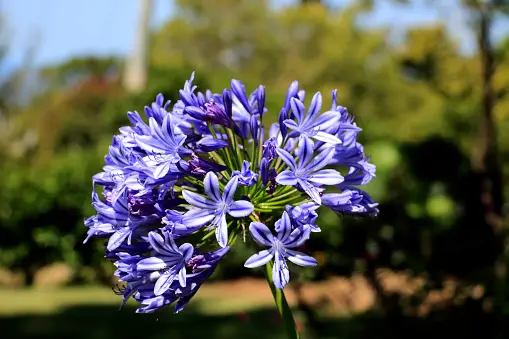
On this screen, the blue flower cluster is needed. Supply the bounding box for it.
[85,73,377,313]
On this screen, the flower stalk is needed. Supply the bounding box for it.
[265,261,301,339]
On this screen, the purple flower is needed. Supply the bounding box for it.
[250,114,260,142]
[134,246,230,314]
[283,93,342,145]
[244,212,317,289]
[187,154,227,175]
[260,158,270,185]
[276,137,343,204]
[286,202,320,232]
[136,230,194,296]
[84,72,379,314]
[92,135,137,191]
[185,90,233,127]
[256,85,265,117]
[195,136,228,152]
[232,160,259,187]
[322,188,379,216]
[262,137,278,162]
[182,172,254,247]
[134,115,187,179]
[84,191,154,251]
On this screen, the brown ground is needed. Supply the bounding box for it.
[199,269,485,316]
[1,264,486,316]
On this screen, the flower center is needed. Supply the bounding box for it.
[294,168,307,179]
[217,202,229,213]
[272,240,286,254]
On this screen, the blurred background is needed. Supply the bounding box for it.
[1,0,509,338]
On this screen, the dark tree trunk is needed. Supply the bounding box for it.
[475,4,503,229]
[475,3,506,338]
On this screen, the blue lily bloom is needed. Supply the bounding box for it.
[135,114,187,179]
[85,72,378,315]
[182,172,254,247]
[244,212,317,289]
[262,137,278,162]
[286,202,321,232]
[283,92,342,145]
[84,191,154,251]
[232,160,258,186]
[195,136,229,152]
[134,246,230,314]
[113,252,161,307]
[136,230,194,296]
[186,154,227,175]
[92,135,137,191]
[276,137,343,204]
[322,188,379,216]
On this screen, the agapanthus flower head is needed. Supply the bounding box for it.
[85,73,377,314]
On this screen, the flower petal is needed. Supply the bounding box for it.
[222,176,239,203]
[312,131,342,145]
[286,249,317,267]
[283,224,311,248]
[307,169,344,185]
[297,136,314,168]
[313,110,341,131]
[215,213,228,248]
[204,172,221,202]
[154,271,176,296]
[228,200,254,218]
[148,231,177,256]
[306,147,335,172]
[137,257,167,271]
[275,211,293,242]
[231,79,250,112]
[249,222,275,246]
[182,190,217,209]
[290,97,305,123]
[273,253,290,289]
[182,209,215,228]
[106,228,131,251]
[177,266,187,288]
[244,249,274,268]
[275,170,297,186]
[275,148,296,171]
[305,92,322,124]
[283,119,299,132]
[297,178,321,204]
[179,243,194,262]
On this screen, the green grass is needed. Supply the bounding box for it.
[0,286,272,316]
[0,286,491,339]
[0,286,300,339]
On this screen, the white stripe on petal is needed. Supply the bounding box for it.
[244,249,274,268]
[228,200,254,218]
[182,190,217,209]
[275,170,298,186]
[204,172,221,202]
[286,249,317,267]
[249,222,275,246]
[222,176,239,204]
[307,169,344,186]
[275,148,297,171]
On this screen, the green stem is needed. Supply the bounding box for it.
[264,189,299,203]
[264,261,300,339]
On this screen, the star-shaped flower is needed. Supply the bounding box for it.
[182,172,254,247]
[244,212,317,289]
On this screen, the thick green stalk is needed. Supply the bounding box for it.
[264,261,301,339]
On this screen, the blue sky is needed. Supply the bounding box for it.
[1,0,508,74]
